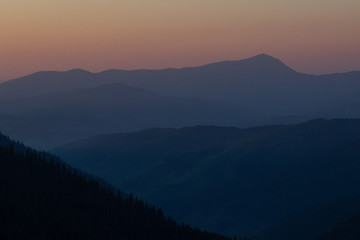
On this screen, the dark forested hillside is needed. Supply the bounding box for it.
[0,138,231,240]
[0,134,12,145]
[53,119,360,237]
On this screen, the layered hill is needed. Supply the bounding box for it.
[0,133,231,240]
[1,54,360,148]
[3,55,360,117]
[53,119,360,237]
[0,83,253,148]
[84,54,360,116]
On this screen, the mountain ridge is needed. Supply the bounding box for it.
[53,119,360,237]
[3,54,359,87]
[0,132,232,240]
[1,54,360,148]
[7,54,359,78]
[1,54,296,82]
[0,82,255,148]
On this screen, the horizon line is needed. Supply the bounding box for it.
[2,53,360,83]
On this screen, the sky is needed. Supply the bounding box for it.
[1,0,360,82]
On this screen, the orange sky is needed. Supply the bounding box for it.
[1,0,360,82]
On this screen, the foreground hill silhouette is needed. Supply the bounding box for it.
[1,54,360,148]
[53,119,360,238]
[0,134,232,240]
[0,134,12,146]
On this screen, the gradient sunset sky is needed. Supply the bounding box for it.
[1,0,360,82]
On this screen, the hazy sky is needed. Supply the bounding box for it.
[1,0,360,81]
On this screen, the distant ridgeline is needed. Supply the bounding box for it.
[0,134,238,240]
[1,54,360,149]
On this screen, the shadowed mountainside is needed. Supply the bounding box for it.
[0,133,232,240]
[0,83,255,149]
[53,119,360,237]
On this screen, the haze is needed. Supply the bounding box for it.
[1,0,360,82]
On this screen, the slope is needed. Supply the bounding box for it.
[1,54,360,117]
[0,69,98,100]
[53,119,360,237]
[96,54,360,115]
[0,133,231,240]
[0,83,255,148]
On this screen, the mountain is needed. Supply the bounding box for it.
[53,119,360,237]
[1,54,360,148]
[0,83,255,149]
[95,54,360,115]
[0,54,299,102]
[0,69,98,100]
[1,54,360,114]
[0,132,231,240]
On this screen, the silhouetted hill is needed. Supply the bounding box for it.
[1,54,360,148]
[1,54,359,116]
[185,54,297,77]
[53,119,360,237]
[95,54,360,115]
[0,54,298,101]
[0,83,255,148]
[0,69,98,100]
[0,133,231,240]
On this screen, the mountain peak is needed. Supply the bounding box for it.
[66,68,92,74]
[242,54,297,74]
[197,54,297,76]
[251,53,276,60]
[246,53,287,65]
